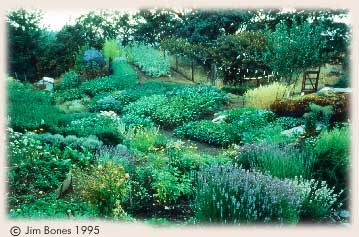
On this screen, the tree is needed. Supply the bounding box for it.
[264,20,326,86]
[7,9,44,82]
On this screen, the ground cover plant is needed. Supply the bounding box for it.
[6,8,351,226]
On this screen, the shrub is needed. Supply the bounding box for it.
[313,126,350,193]
[333,73,349,88]
[270,93,349,121]
[59,111,125,145]
[194,163,342,224]
[103,39,120,64]
[34,132,103,150]
[89,95,123,113]
[59,99,89,113]
[244,82,289,109]
[8,81,62,132]
[234,142,315,179]
[54,88,85,103]
[73,160,130,218]
[94,145,134,173]
[194,163,304,224]
[174,120,240,146]
[82,48,106,69]
[56,71,79,90]
[304,103,333,135]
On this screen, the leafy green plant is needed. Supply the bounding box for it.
[313,126,350,194]
[89,95,123,113]
[59,111,125,145]
[54,88,85,103]
[8,81,62,132]
[56,71,79,90]
[73,160,130,218]
[174,120,240,146]
[103,39,120,64]
[304,103,333,135]
[7,129,71,210]
[222,85,251,95]
[194,163,305,224]
[125,43,170,77]
[235,142,315,179]
[275,116,304,130]
[124,126,167,153]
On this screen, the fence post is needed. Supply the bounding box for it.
[191,59,195,82]
[211,63,217,86]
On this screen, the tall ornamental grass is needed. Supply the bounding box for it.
[244,82,289,109]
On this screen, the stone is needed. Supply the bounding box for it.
[212,115,227,124]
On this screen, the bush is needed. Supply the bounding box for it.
[270,93,349,121]
[234,142,315,179]
[56,71,79,90]
[54,88,85,103]
[194,163,342,224]
[73,160,130,218]
[333,73,349,88]
[89,95,123,113]
[34,132,103,150]
[8,81,62,132]
[103,39,120,64]
[94,145,134,173]
[244,82,289,109]
[304,103,333,135]
[59,111,125,145]
[313,127,350,193]
[82,48,106,69]
[194,163,304,224]
[174,120,240,146]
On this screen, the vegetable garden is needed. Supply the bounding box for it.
[6,8,351,225]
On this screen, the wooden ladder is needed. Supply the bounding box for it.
[301,67,320,94]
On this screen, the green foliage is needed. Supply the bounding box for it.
[124,127,167,153]
[174,120,240,146]
[221,85,251,95]
[7,9,44,82]
[313,126,350,192]
[123,86,227,128]
[56,71,80,90]
[7,129,71,210]
[80,75,133,97]
[89,95,123,113]
[333,73,350,88]
[103,39,120,64]
[73,160,130,218]
[59,111,125,145]
[9,194,94,219]
[275,116,304,130]
[126,43,170,77]
[8,80,62,132]
[235,143,315,179]
[54,88,85,103]
[194,163,304,224]
[304,103,333,135]
[264,20,325,84]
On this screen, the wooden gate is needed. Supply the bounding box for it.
[301,67,320,94]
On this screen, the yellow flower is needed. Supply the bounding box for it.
[124,173,130,179]
[97,164,103,170]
